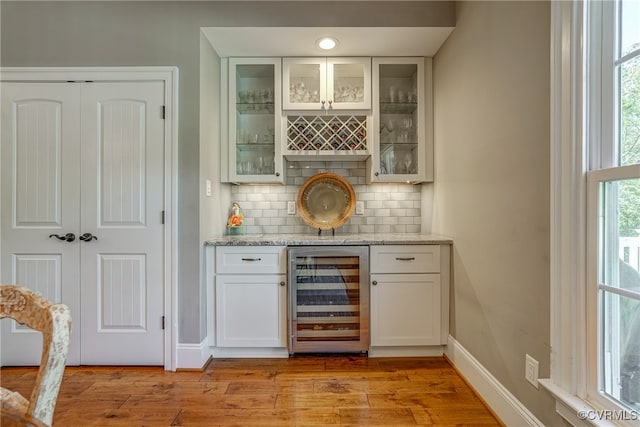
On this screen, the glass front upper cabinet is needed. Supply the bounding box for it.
[370,57,432,183]
[283,57,372,111]
[228,58,283,183]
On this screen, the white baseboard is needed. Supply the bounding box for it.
[212,347,290,358]
[176,339,212,369]
[369,345,444,357]
[445,335,544,427]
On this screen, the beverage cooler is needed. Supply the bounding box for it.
[288,246,370,354]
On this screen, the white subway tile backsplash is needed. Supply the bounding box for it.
[383,216,399,225]
[367,216,383,225]
[399,216,414,225]
[229,161,422,234]
[374,192,390,201]
[247,193,264,202]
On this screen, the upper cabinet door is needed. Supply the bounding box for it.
[282,57,325,110]
[327,57,371,110]
[228,58,284,184]
[283,57,371,111]
[370,57,433,183]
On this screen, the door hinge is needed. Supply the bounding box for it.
[161,210,165,225]
[162,315,165,330]
[161,106,166,119]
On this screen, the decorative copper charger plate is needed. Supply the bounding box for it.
[297,172,356,230]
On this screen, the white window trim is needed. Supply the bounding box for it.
[543,2,640,425]
[541,0,590,421]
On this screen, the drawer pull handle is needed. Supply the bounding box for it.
[241,257,262,262]
[395,257,416,261]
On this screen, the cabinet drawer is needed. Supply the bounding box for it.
[370,245,440,274]
[216,246,286,274]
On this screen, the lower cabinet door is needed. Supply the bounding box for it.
[216,274,286,347]
[370,273,441,346]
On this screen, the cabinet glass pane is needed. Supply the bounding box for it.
[288,63,321,104]
[378,64,418,176]
[235,64,276,176]
[333,63,365,104]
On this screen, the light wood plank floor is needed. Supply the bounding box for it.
[1,356,502,426]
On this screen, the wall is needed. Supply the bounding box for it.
[0,1,455,346]
[200,32,229,343]
[428,1,559,425]
[231,161,422,235]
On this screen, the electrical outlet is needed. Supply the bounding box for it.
[525,354,539,389]
[355,201,365,215]
[287,201,296,215]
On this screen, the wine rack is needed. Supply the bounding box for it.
[285,115,368,153]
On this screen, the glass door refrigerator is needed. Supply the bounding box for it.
[288,246,369,354]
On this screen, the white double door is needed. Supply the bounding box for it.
[1,81,165,365]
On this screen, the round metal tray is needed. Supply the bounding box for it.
[297,172,356,231]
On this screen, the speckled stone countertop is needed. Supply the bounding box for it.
[205,233,453,246]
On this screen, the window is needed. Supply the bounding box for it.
[587,0,640,417]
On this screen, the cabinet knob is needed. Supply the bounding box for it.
[280,281,286,287]
[374,172,379,177]
[275,172,280,177]
[328,100,333,109]
[372,280,378,286]
[321,100,325,109]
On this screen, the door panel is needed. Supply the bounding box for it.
[1,83,82,365]
[100,100,146,226]
[79,82,165,365]
[99,254,147,330]
[14,100,64,226]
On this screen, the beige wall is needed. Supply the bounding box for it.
[428,1,559,424]
[199,32,230,340]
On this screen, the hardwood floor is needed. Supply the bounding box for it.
[1,356,502,426]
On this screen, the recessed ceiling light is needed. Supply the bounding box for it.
[317,37,338,50]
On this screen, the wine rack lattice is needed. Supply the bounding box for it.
[286,116,368,152]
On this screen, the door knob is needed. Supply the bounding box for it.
[79,233,98,242]
[49,233,76,242]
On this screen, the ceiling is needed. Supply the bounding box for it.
[202,27,455,57]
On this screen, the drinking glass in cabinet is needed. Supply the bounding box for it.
[332,63,365,103]
[288,64,321,104]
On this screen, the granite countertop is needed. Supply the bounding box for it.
[205,233,453,246]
